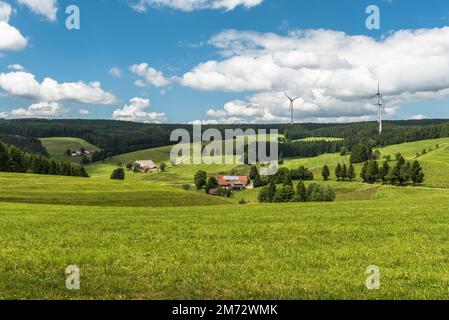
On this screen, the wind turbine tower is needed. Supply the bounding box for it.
[371,83,385,134]
[284,92,300,125]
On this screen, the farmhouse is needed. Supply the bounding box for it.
[133,160,159,173]
[216,175,250,190]
[71,150,94,157]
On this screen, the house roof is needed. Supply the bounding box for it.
[216,175,249,186]
[134,160,158,168]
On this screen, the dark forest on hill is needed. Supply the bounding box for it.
[1,118,449,161]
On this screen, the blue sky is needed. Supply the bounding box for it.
[1,0,449,123]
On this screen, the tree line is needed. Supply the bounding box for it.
[0,141,88,177]
[0,134,48,156]
[258,180,335,203]
[360,155,425,186]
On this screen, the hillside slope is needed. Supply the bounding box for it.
[0,172,232,207]
[40,137,100,163]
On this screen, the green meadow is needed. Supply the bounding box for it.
[40,137,100,164]
[1,136,449,299]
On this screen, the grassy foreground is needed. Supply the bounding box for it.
[2,191,449,299]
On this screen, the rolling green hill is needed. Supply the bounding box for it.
[0,172,231,207]
[40,137,100,163]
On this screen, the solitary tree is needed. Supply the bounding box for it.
[335,163,343,181]
[322,165,330,181]
[194,170,207,190]
[411,160,425,185]
[348,164,356,181]
[342,164,348,181]
[160,162,167,171]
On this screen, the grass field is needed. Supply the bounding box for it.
[3,192,449,299]
[2,136,449,299]
[0,172,231,207]
[40,137,100,163]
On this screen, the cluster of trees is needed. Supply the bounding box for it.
[0,141,88,177]
[250,166,314,188]
[321,164,356,181]
[335,163,356,181]
[349,144,374,164]
[258,181,335,203]
[360,155,425,186]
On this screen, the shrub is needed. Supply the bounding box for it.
[217,186,232,198]
[110,168,125,180]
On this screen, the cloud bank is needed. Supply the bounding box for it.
[181,27,449,123]
[0,71,117,105]
[130,0,263,12]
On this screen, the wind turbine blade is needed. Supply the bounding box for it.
[284,91,293,101]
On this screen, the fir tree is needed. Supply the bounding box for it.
[335,163,343,181]
[348,164,356,181]
[322,165,330,181]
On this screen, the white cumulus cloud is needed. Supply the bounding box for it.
[130,0,263,12]
[0,2,27,52]
[0,71,117,105]
[16,0,57,21]
[112,97,166,123]
[10,101,67,118]
[130,63,171,87]
[181,27,449,123]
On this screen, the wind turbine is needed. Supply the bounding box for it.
[284,92,300,125]
[371,82,385,134]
